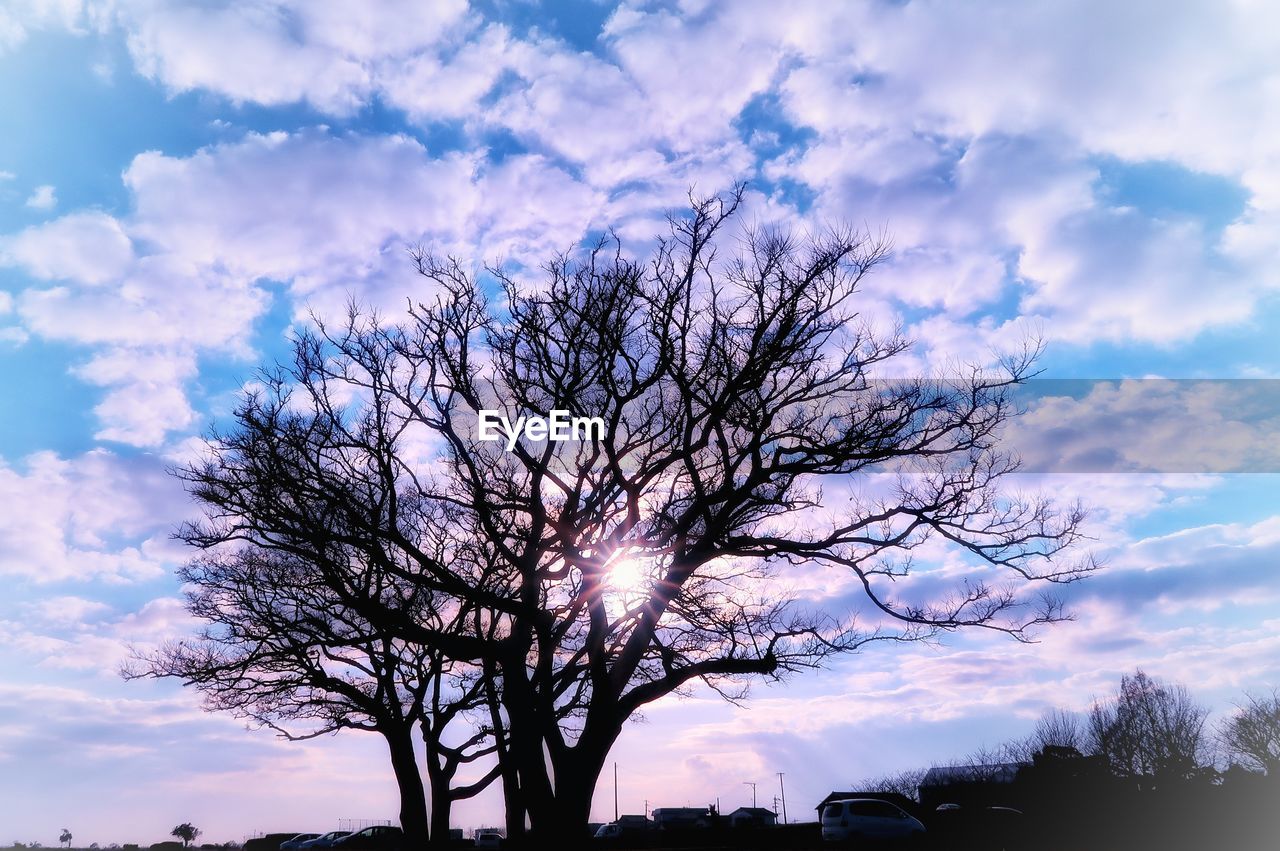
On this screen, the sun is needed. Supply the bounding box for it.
[605,556,648,595]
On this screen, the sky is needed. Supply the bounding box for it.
[1,0,1280,843]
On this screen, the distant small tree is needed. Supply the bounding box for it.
[1218,688,1280,775]
[1033,707,1085,752]
[853,767,927,800]
[59,831,72,848]
[1004,707,1087,761]
[1088,670,1209,783]
[170,826,200,848]
[958,741,1028,780]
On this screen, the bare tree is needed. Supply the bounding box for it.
[853,768,927,800]
[1218,688,1280,775]
[169,185,1094,840]
[1087,670,1209,784]
[126,547,501,847]
[1004,707,1087,761]
[1033,708,1085,752]
[170,826,200,848]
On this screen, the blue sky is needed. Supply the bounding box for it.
[2,0,1280,843]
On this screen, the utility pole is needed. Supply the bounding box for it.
[614,762,619,821]
[744,781,757,809]
[777,771,789,824]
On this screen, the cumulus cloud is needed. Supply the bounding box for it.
[107,0,471,112]
[114,129,604,321]
[754,0,1280,345]
[0,449,189,582]
[24,183,56,210]
[1,128,611,444]
[2,210,134,285]
[4,0,1273,451]
[1004,379,1280,474]
[0,0,83,53]
[75,348,199,445]
[1,595,192,672]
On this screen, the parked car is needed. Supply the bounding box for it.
[928,804,1025,850]
[297,833,351,850]
[279,835,322,851]
[245,834,306,851]
[820,797,926,844]
[594,824,623,839]
[330,826,404,851]
[473,833,503,849]
[595,813,653,839]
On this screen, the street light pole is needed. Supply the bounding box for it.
[777,772,789,824]
[744,781,757,809]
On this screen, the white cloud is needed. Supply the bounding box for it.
[1,596,191,672]
[108,0,472,113]
[1,210,133,285]
[10,0,1269,351]
[1004,380,1280,475]
[0,449,189,582]
[3,129,606,444]
[0,0,84,53]
[28,595,112,624]
[749,0,1280,344]
[377,23,512,122]
[75,348,199,446]
[24,184,56,210]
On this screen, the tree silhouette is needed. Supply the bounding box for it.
[126,548,503,846]
[1088,670,1209,784]
[167,185,1094,840]
[1218,688,1280,775]
[58,831,71,848]
[170,825,200,848]
[1003,707,1088,761]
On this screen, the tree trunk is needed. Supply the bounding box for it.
[524,723,618,847]
[423,738,452,846]
[482,658,526,842]
[499,746,526,842]
[549,762,598,848]
[498,655,558,838]
[384,725,431,850]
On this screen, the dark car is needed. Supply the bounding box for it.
[928,805,1025,850]
[280,835,322,851]
[298,833,352,850]
[330,826,404,851]
[245,834,306,851]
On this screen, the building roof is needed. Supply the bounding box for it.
[920,762,1026,786]
[727,807,776,817]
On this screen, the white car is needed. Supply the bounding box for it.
[821,797,926,843]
